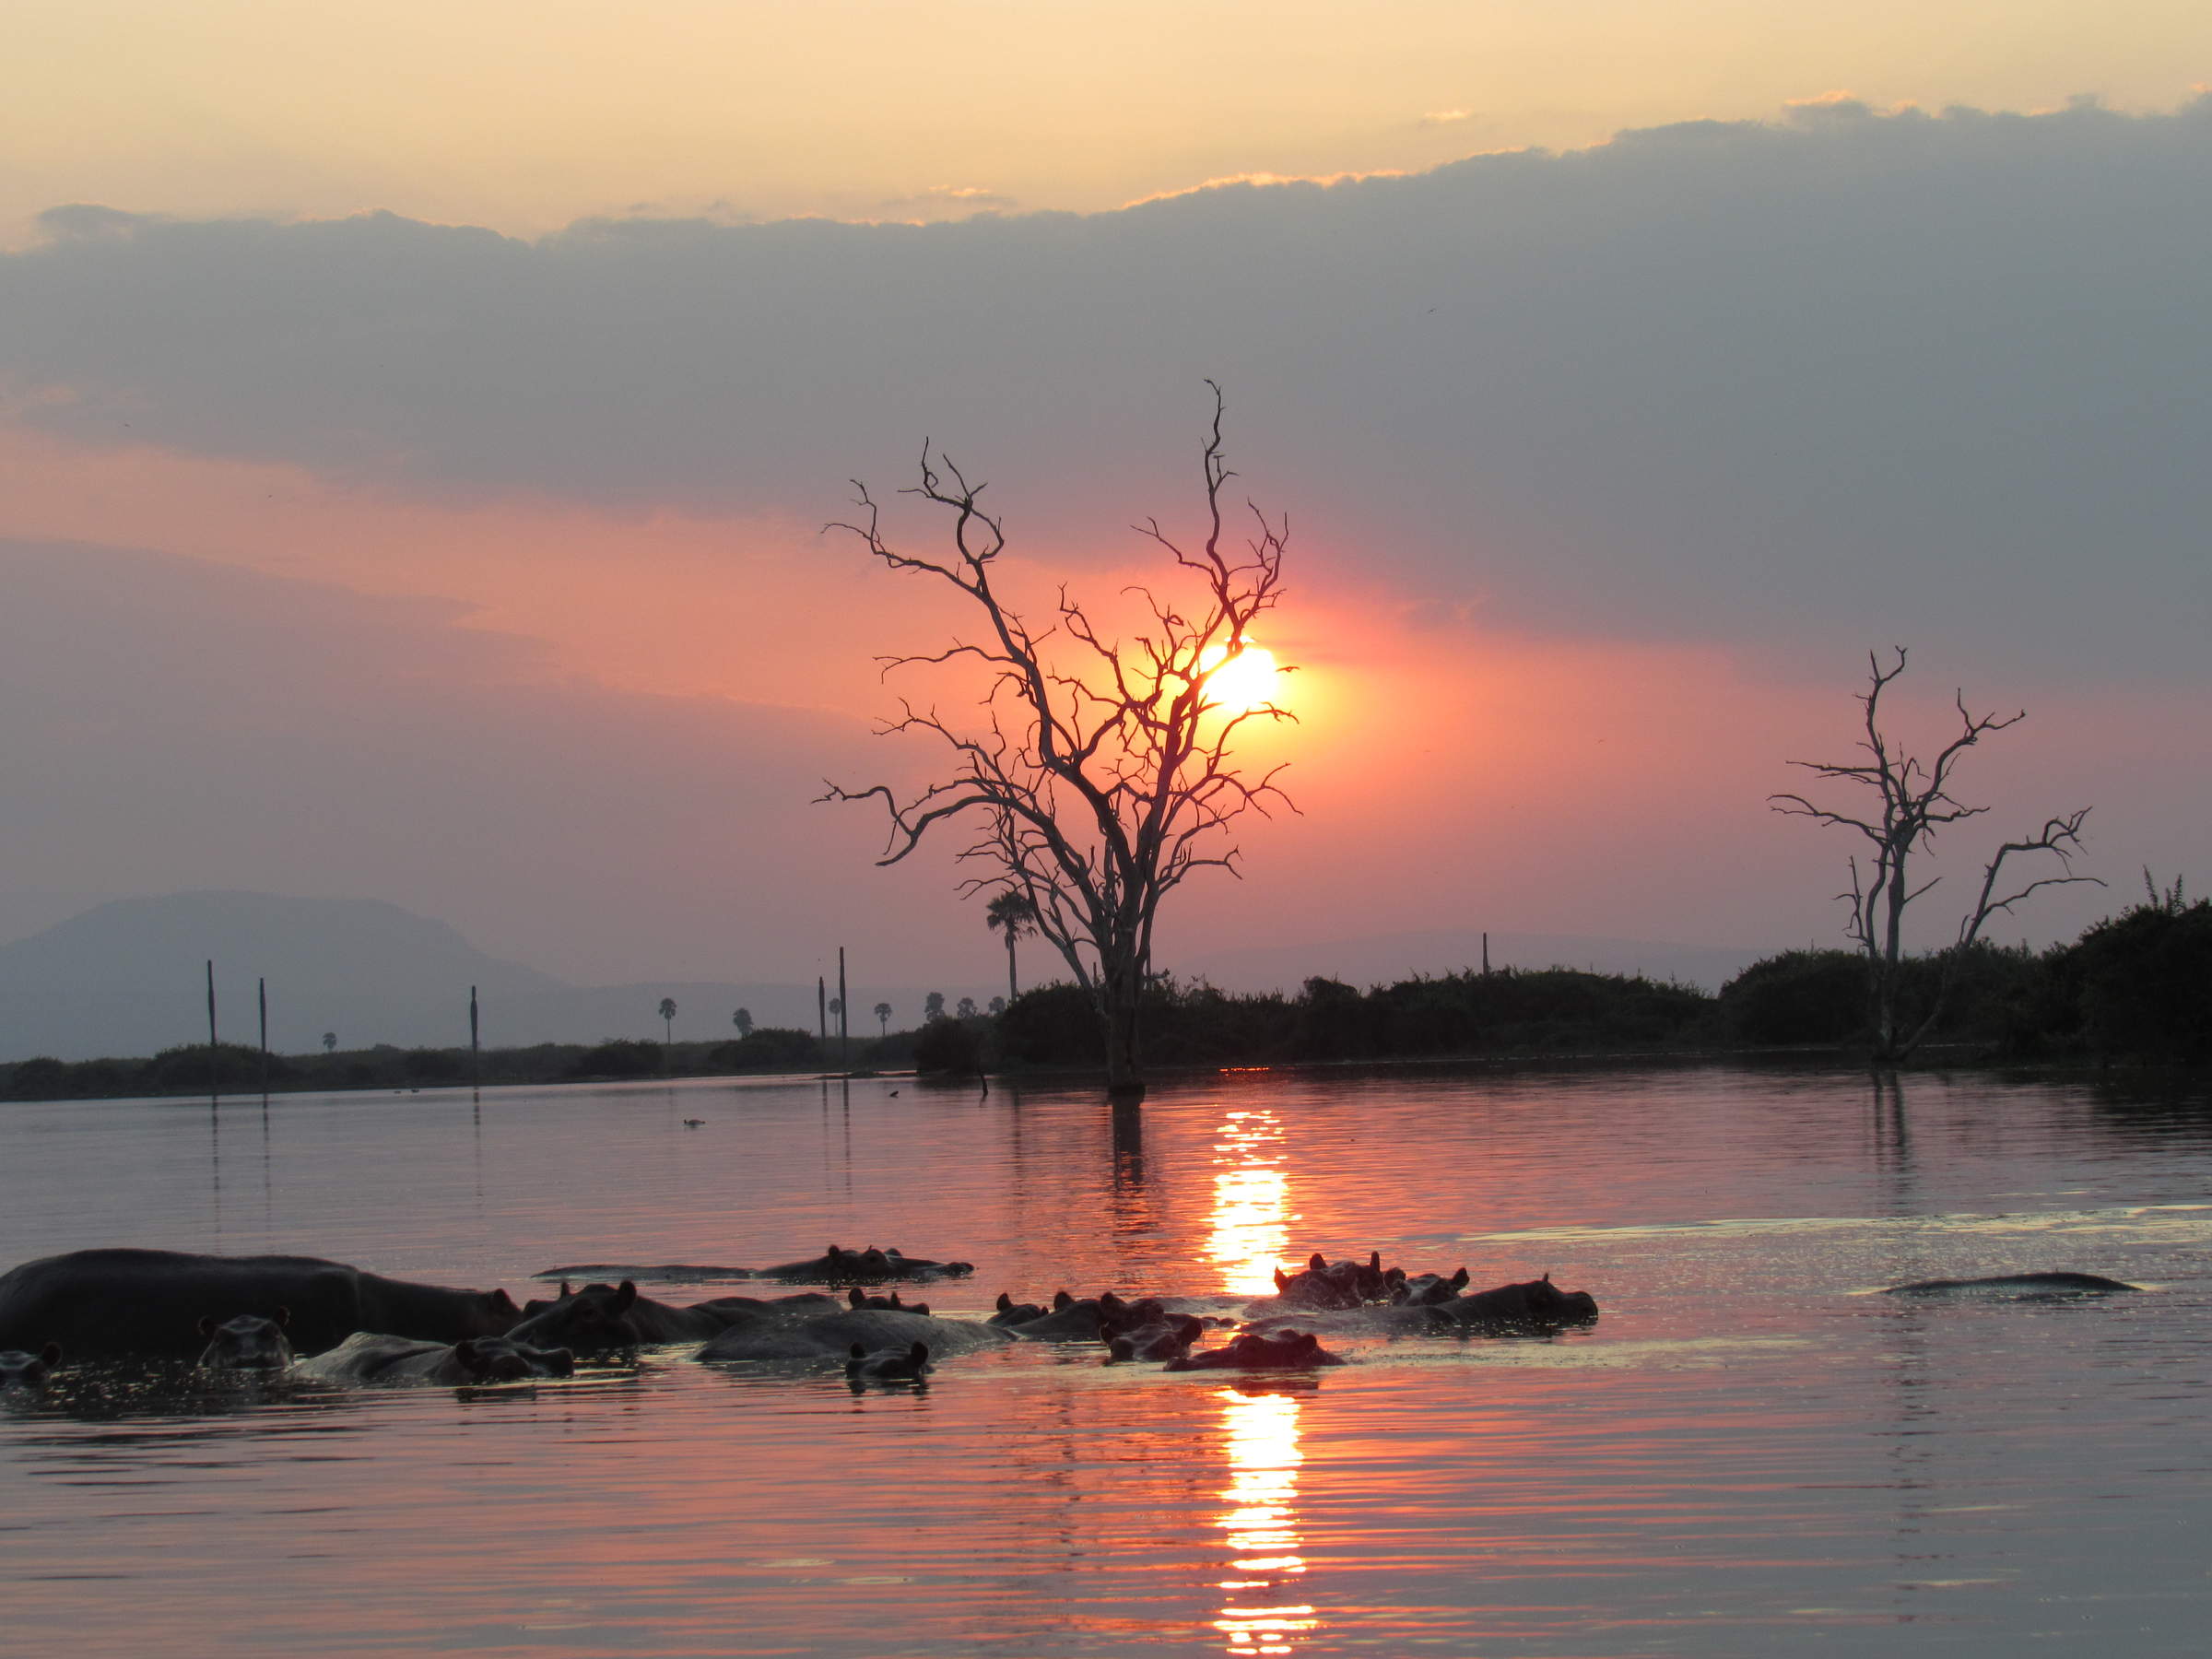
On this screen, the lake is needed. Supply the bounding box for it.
[3,1062,2208,1657]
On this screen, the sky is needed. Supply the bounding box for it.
[3,3,2208,993]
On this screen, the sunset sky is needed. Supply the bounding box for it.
[4,2,2207,994]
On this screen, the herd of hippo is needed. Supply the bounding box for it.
[0,1245,2143,1396]
[0,1244,1615,1393]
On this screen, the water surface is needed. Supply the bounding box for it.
[4,1063,2208,1656]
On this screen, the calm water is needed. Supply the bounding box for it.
[4,1063,2210,1658]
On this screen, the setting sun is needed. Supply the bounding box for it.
[1200,643,1283,714]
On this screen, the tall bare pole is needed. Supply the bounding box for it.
[206,959,219,1100]
[838,947,850,1072]
[818,976,828,1043]
[257,976,269,1099]
[469,985,481,1088]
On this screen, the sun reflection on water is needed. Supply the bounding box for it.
[1207,1108,1294,1298]
[1212,1387,1318,1654]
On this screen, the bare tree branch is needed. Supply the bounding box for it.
[818,386,1297,1097]
[1771,648,2099,1063]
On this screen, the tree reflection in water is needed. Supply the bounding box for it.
[1213,1383,1318,1653]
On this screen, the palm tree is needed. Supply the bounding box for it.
[321,1031,337,1053]
[985,888,1038,1006]
[733,1007,753,1038]
[658,997,677,1045]
[873,1002,893,1037]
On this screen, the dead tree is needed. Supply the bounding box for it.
[1771,648,2099,1063]
[820,385,1294,1100]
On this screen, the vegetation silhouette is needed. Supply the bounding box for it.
[1772,647,2098,1062]
[821,384,1294,1100]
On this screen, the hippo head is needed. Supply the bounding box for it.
[1529,1274,1599,1321]
[0,1343,62,1386]
[197,1308,294,1371]
[454,1337,576,1382]
[505,1279,641,1353]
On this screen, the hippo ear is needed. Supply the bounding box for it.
[612,1280,639,1312]
[850,1342,867,1358]
[1100,1291,1126,1315]
[272,1305,291,1328]
[1452,1267,1470,1288]
[559,1280,573,1299]
[1309,1253,1327,1271]
[1053,1289,1074,1311]
[1273,1267,1289,1290]
[197,1315,218,1337]
[995,1292,1013,1312]
[1368,1252,1382,1271]
[1174,1315,1202,1340]
[490,1288,520,1313]
[1542,1272,1552,1284]
[41,1342,62,1366]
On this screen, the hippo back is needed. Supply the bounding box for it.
[700,1309,1013,1362]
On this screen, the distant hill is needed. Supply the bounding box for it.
[1175,928,1762,996]
[0,892,1000,1062]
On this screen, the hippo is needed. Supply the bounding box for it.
[1270,1252,1394,1310]
[988,1292,1048,1326]
[1104,1312,1205,1363]
[846,1287,930,1314]
[504,1280,833,1353]
[759,1245,977,1284]
[845,1340,933,1384]
[1392,1267,1472,1307]
[1416,1275,1598,1331]
[698,1308,1013,1363]
[0,1249,521,1360]
[198,1311,295,1371]
[1166,1329,1345,1371]
[1882,1272,2142,1298]
[295,1332,576,1385]
[998,1289,1159,1343]
[0,1343,62,1386]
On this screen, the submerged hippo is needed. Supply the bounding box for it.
[698,1308,1013,1364]
[198,1311,294,1371]
[0,1343,62,1387]
[998,1289,1164,1343]
[760,1245,977,1284]
[0,1248,521,1360]
[988,1292,1048,1327]
[846,1287,930,1314]
[504,1280,832,1353]
[845,1340,933,1384]
[1883,1272,2143,1298]
[1392,1267,1472,1307]
[1166,1329,1345,1371]
[296,1332,576,1385]
[1270,1252,1391,1311]
[1104,1312,1206,1363]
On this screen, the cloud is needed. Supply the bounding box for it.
[877,184,1018,215]
[3,99,2209,683]
[1419,109,1476,125]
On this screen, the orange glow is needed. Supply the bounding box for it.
[1212,1388,1318,1653]
[1199,642,1283,715]
[1206,1108,1294,1297]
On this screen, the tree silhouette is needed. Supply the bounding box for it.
[658,997,678,1045]
[985,888,1037,1006]
[1772,647,2100,1062]
[321,1031,336,1053]
[823,386,1294,1099]
[732,1006,753,1038]
[873,1001,893,1037]
[988,995,1006,1017]
[924,990,946,1022]
[956,995,978,1019]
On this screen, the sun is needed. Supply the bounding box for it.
[1198,642,1283,713]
